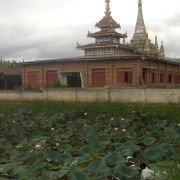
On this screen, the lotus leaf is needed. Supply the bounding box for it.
[140,109,149,117]
[156,120,168,128]
[118,131,130,140]
[159,143,174,155]
[85,158,107,173]
[148,124,160,133]
[67,168,89,180]
[16,108,32,115]
[77,154,93,164]
[53,112,65,120]
[45,150,62,163]
[143,137,156,146]
[115,147,133,157]
[96,114,106,120]
[113,164,139,180]
[105,152,126,166]
[58,144,72,153]
[140,146,164,162]
[0,138,9,149]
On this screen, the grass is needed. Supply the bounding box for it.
[0,101,180,179]
[0,101,180,123]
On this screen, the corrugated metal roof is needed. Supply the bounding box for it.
[21,55,180,66]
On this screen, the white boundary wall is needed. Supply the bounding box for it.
[0,87,180,103]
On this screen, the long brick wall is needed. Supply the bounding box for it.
[22,57,180,89]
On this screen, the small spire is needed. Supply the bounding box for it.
[77,42,81,47]
[155,34,158,51]
[159,41,165,60]
[104,0,111,17]
[160,41,164,51]
[88,30,92,35]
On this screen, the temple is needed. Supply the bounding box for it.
[21,0,180,89]
[130,0,165,59]
[77,0,138,56]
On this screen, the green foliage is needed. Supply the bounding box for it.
[0,106,180,180]
[3,60,21,69]
[24,84,40,91]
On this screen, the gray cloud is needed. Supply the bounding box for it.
[0,0,179,61]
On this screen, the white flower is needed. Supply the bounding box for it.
[35,144,42,148]
[111,118,114,120]
[84,113,87,116]
[56,143,60,147]
[16,145,23,149]
[122,129,126,132]
[178,124,180,127]
[114,127,118,131]
[121,118,125,121]
[51,127,55,131]
[141,167,154,179]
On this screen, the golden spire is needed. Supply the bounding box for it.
[135,0,146,34]
[104,0,111,17]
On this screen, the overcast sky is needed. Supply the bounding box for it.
[0,0,179,61]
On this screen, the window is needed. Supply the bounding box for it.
[93,69,106,87]
[96,48,103,53]
[168,74,172,83]
[125,72,129,82]
[174,74,179,84]
[46,70,58,84]
[27,71,38,86]
[117,68,132,84]
[160,73,164,83]
[59,72,83,87]
[152,73,155,83]
[104,37,110,41]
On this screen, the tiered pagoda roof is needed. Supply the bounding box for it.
[95,16,120,29]
[77,0,138,55]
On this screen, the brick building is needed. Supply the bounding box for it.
[22,0,180,89]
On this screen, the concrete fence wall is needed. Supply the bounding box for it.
[0,87,180,103]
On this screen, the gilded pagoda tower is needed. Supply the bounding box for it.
[77,0,137,56]
[130,0,165,59]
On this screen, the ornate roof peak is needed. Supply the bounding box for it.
[135,0,146,34]
[96,0,120,28]
[104,0,111,17]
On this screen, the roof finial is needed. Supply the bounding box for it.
[134,0,146,34]
[104,0,111,17]
[159,41,165,60]
[155,34,158,51]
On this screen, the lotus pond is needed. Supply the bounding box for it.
[0,102,180,180]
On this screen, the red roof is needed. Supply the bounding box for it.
[96,16,120,28]
[0,63,21,76]
[78,41,135,50]
[88,29,123,37]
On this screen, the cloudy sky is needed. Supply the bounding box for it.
[0,0,179,61]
